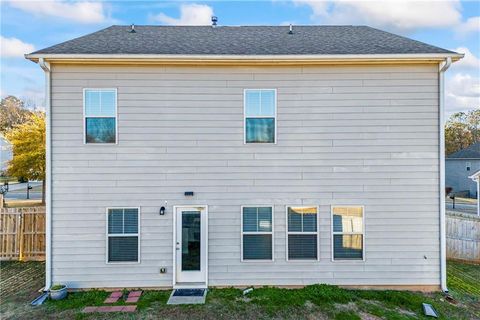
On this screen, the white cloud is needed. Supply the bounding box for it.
[8,0,109,24]
[0,36,35,57]
[1,64,45,109]
[151,3,214,25]
[456,16,480,35]
[451,47,480,70]
[446,73,480,114]
[294,0,462,32]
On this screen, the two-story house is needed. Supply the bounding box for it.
[26,25,462,292]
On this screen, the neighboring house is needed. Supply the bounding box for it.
[0,135,12,173]
[26,25,462,292]
[469,170,480,216]
[446,143,480,198]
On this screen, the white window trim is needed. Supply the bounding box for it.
[83,88,118,145]
[243,89,277,145]
[285,205,320,262]
[105,207,141,264]
[240,205,274,262]
[330,205,366,262]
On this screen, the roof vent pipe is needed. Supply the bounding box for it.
[130,24,136,33]
[289,24,293,34]
[211,16,218,27]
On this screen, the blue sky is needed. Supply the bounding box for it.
[1,0,479,116]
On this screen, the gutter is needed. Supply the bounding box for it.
[25,53,464,64]
[38,58,52,291]
[438,57,451,293]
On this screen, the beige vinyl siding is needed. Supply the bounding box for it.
[50,64,440,288]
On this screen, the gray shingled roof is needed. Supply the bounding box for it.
[30,25,456,55]
[447,143,480,159]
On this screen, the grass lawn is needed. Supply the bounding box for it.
[1,261,479,320]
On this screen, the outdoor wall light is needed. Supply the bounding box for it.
[159,206,166,215]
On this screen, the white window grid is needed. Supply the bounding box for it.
[243,89,277,144]
[83,88,118,144]
[330,205,365,262]
[105,207,141,264]
[285,206,320,261]
[240,206,274,262]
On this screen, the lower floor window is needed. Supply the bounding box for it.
[287,206,318,260]
[332,206,364,260]
[242,207,273,260]
[107,208,139,263]
[108,236,138,262]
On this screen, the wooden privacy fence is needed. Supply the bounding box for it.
[446,211,480,263]
[0,207,46,261]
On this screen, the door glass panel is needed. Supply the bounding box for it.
[181,211,201,271]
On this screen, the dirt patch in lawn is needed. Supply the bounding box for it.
[1,261,45,301]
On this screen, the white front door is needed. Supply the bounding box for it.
[175,206,207,286]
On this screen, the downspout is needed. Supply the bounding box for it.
[38,58,52,291]
[438,57,451,293]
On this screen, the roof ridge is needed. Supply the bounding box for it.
[109,24,363,27]
[27,25,461,57]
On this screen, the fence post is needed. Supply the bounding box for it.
[18,210,24,262]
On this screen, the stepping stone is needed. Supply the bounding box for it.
[110,291,123,298]
[123,305,137,312]
[82,305,137,313]
[104,291,122,303]
[129,290,142,297]
[126,290,142,303]
[97,306,113,312]
[82,306,98,313]
[110,306,125,312]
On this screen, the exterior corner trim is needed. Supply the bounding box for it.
[439,57,452,293]
[39,58,52,291]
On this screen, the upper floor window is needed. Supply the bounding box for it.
[244,89,276,144]
[84,89,117,144]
